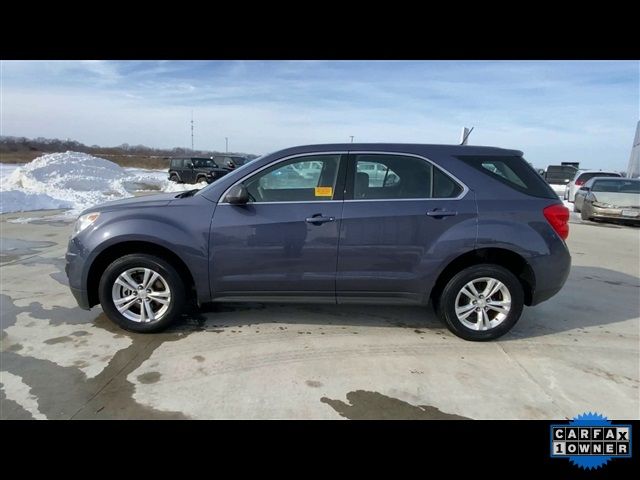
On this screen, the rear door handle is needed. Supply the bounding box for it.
[426,209,458,218]
[305,214,336,225]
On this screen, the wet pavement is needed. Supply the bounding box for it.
[1,209,638,419]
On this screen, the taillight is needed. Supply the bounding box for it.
[543,204,570,240]
[575,179,584,186]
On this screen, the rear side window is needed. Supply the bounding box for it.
[171,159,182,168]
[457,155,557,199]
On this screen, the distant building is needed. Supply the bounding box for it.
[627,121,640,178]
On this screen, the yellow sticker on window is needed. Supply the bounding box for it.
[315,186,333,197]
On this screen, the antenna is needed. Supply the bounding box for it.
[349,136,354,143]
[190,111,194,151]
[460,127,474,145]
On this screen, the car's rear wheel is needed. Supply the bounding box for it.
[580,206,591,221]
[574,201,581,213]
[436,264,524,341]
[169,174,181,183]
[98,254,185,333]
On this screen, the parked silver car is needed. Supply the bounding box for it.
[575,177,640,223]
[565,169,622,202]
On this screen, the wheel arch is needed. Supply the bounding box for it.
[86,241,196,308]
[431,247,536,306]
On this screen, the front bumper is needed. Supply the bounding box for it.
[69,285,91,310]
[65,239,92,310]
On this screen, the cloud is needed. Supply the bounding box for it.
[1,60,638,169]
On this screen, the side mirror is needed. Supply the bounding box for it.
[225,184,249,205]
[579,186,590,191]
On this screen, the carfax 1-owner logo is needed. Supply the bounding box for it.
[550,412,632,469]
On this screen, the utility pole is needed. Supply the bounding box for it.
[225,137,229,153]
[190,111,194,152]
[349,136,354,143]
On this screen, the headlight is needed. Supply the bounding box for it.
[73,212,100,237]
[592,202,614,208]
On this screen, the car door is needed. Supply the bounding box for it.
[182,158,195,183]
[336,152,477,303]
[210,153,347,301]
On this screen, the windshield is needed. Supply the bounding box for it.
[193,159,216,168]
[592,179,640,194]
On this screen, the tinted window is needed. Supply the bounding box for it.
[230,156,248,166]
[356,161,400,188]
[576,172,621,183]
[170,159,182,168]
[545,166,578,184]
[353,155,431,199]
[433,167,463,198]
[193,159,215,168]
[592,179,640,194]
[245,154,341,202]
[457,155,557,199]
[184,159,194,168]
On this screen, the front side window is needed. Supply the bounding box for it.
[244,154,342,202]
[352,154,462,200]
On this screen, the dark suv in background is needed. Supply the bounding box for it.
[169,155,250,184]
[168,157,230,184]
[67,143,571,341]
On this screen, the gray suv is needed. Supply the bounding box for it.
[66,143,571,341]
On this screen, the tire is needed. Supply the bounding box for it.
[169,174,182,184]
[574,201,581,213]
[435,264,524,341]
[580,206,590,221]
[98,254,186,333]
[196,175,208,184]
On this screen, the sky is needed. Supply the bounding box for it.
[1,60,638,170]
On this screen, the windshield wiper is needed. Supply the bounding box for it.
[175,189,199,198]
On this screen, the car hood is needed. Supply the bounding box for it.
[82,192,182,214]
[592,192,640,207]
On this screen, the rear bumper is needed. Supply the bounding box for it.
[528,240,572,306]
[591,206,640,222]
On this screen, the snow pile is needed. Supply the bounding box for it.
[0,151,204,214]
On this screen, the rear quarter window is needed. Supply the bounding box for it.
[457,155,557,199]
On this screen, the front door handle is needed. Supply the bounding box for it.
[305,214,336,225]
[426,209,458,218]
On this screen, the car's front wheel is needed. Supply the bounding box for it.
[98,254,185,332]
[436,264,524,341]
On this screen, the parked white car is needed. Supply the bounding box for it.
[565,169,622,202]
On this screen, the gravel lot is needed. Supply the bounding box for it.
[1,209,638,419]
